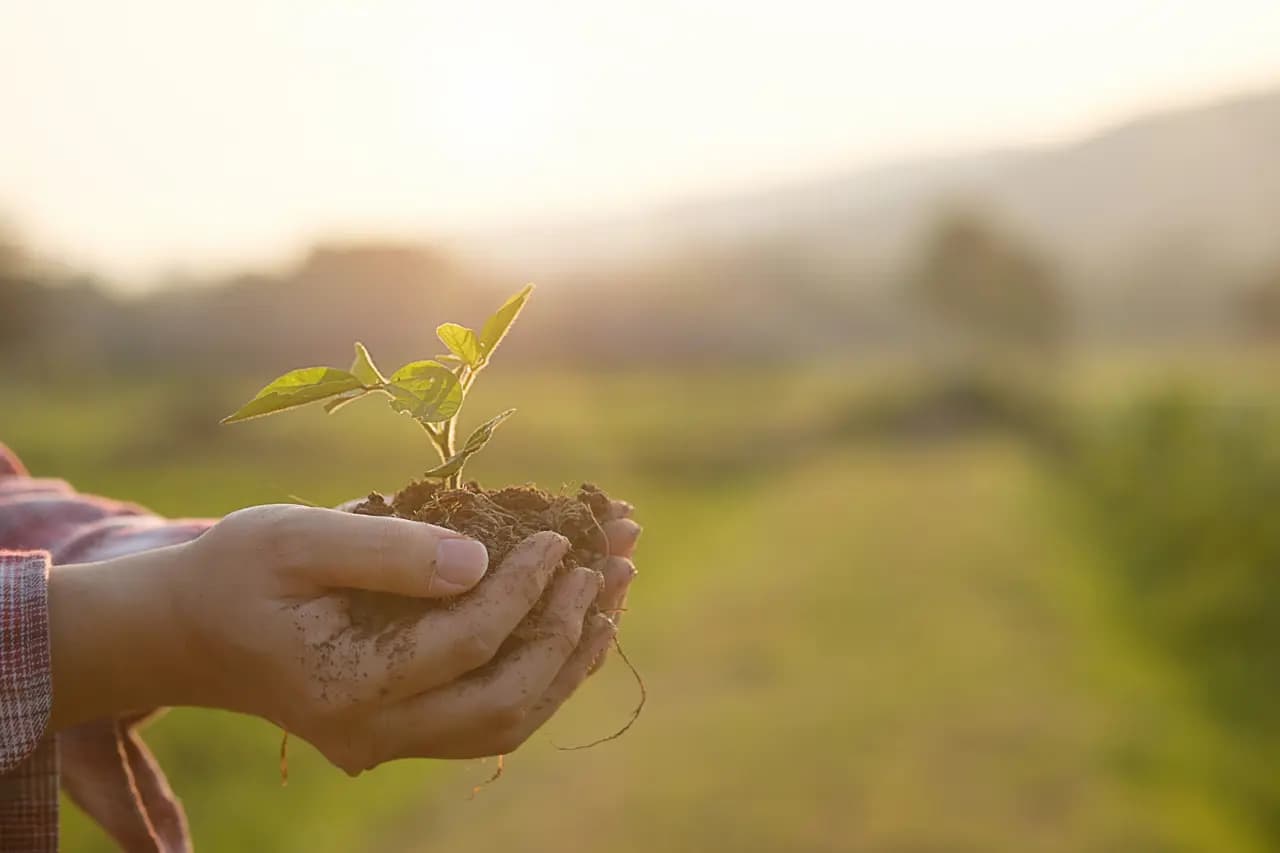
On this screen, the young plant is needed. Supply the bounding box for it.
[222,284,533,488]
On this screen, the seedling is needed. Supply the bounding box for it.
[223,283,642,783]
[223,284,532,486]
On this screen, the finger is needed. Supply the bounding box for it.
[386,531,570,693]
[602,518,642,559]
[371,566,601,762]
[593,556,636,626]
[269,505,488,598]
[502,613,618,749]
[607,498,634,520]
[585,557,632,674]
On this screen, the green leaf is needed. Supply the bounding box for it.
[386,360,464,423]
[422,409,516,478]
[436,323,482,367]
[350,342,387,385]
[459,408,516,455]
[323,388,373,414]
[479,284,534,361]
[222,368,363,423]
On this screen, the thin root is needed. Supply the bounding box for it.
[469,753,505,799]
[554,634,646,750]
[280,729,289,787]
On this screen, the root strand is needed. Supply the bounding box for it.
[279,729,289,787]
[469,754,505,799]
[555,634,646,750]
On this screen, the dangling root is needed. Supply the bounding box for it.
[280,729,290,787]
[469,754,505,799]
[555,634,646,750]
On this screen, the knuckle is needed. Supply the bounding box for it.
[205,507,258,554]
[569,565,603,592]
[503,533,567,586]
[593,611,619,634]
[317,736,366,777]
[586,617,620,674]
[332,731,378,777]
[272,510,319,567]
[491,728,531,755]
[588,652,611,675]
[222,504,313,567]
[485,701,529,731]
[540,612,583,657]
[450,631,499,671]
[334,755,364,777]
[335,754,367,777]
[373,518,423,574]
[502,561,546,604]
[605,556,636,580]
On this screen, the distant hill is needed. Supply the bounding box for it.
[468,85,1280,320]
[10,85,1280,375]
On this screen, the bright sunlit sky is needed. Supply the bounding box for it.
[3,1,1280,286]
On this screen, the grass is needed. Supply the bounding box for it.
[2,362,1269,850]
[403,443,1261,853]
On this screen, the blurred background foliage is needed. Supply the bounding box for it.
[5,24,1280,853]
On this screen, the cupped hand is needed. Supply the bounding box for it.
[50,499,640,774]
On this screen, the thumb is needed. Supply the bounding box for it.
[273,507,489,597]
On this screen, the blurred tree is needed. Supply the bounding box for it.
[0,225,42,352]
[909,208,1067,357]
[1238,263,1280,340]
[898,208,1069,441]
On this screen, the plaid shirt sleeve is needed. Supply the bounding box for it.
[0,442,212,852]
[0,550,56,852]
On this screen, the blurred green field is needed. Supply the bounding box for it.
[3,360,1277,851]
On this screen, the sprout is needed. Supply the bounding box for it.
[223,285,534,487]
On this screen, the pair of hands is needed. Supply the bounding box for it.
[48,497,639,775]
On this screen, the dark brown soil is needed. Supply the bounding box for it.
[345,481,612,639]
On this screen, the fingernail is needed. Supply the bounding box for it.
[618,521,642,547]
[434,538,489,591]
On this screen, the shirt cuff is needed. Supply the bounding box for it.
[0,552,52,772]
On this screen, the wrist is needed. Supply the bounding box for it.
[48,543,202,729]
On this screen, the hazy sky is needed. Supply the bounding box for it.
[3,0,1280,284]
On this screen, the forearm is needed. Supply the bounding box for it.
[48,545,197,730]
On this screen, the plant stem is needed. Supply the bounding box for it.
[443,419,459,489]
[420,421,451,466]
[441,366,476,488]
[418,364,482,488]
[444,419,457,457]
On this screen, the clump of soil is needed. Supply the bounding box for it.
[346,481,613,640]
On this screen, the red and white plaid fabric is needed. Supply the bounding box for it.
[0,442,212,851]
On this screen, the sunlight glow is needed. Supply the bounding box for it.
[2,0,1280,282]
[401,35,565,171]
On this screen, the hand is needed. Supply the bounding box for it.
[48,501,637,774]
[428,495,642,757]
